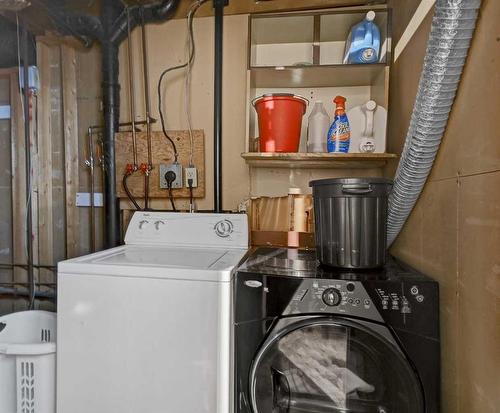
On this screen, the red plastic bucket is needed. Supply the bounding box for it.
[253,94,308,152]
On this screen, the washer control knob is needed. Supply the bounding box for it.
[138,220,149,230]
[154,220,165,230]
[322,288,342,307]
[214,219,234,238]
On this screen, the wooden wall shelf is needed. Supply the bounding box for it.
[241,152,397,169]
[250,64,388,88]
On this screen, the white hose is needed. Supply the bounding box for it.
[387,0,482,246]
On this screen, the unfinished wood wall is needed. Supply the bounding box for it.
[0,38,105,314]
[38,39,105,258]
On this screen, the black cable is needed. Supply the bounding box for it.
[168,185,177,212]
[123,174,141,210]
[188,179,194,210]
[157,1,202,161]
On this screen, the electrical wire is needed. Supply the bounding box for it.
[168,185,177,211]
[185,0,206,166]
[188,181,194,212]
[157,0,207,163]
[17,15,36,310]
[123,174,141,210]
[16,14,24,121]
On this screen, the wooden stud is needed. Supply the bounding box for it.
[9,71,28,284]
[36,42,54,284]
[61,45,80,258]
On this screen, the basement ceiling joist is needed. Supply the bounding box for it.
[1,0,385,35]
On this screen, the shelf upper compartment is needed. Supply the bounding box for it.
[250,64,388,88]
[241,152,397,169]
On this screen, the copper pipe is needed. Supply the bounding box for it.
[141,13,153,210]
[126,8,138,170]
[86,127,97,252]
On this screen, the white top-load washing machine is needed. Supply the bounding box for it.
[57,212,249,413]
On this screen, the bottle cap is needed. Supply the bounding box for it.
[334,96,347,108]
[366,11,376,21]
[365,100,377,111]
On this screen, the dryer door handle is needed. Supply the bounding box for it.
[271,367,291,413]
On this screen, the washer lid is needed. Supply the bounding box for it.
[58,245,248,282]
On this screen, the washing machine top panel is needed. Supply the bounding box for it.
[58,245,248,282]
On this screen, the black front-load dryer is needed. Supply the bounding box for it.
[234,248,440,413]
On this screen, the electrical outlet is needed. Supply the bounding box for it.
[159,163,183,189]
[185,167,198,188]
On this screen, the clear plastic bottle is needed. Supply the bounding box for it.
[307,101,330,152]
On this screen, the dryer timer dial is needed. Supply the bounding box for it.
[322,288,342,307]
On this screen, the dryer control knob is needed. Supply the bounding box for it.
[322,288,342,307]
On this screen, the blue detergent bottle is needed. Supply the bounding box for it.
[327,96,351,153]
[343,11,381,64]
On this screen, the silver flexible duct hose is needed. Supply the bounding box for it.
[387,0,482,246]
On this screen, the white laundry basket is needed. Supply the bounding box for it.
[0,310,56,413]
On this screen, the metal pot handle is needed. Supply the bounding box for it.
[342,184,373,194]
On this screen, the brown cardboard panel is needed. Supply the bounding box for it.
[419,179,460,413]
[429,0,500,181]
[419,179,459,281]
[384,11,432,178]
[457,172,500,412]
[389,195,424,270]
[387,0,422,42]
[391,180,460,413]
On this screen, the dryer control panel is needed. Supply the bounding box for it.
[283,279,384,322]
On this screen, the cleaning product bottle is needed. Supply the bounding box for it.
[343,11,381,64]
[307,101,330,152]
[327,96,351,153]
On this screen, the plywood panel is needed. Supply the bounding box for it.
[115,130,205,199]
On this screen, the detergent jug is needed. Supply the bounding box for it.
[343,11,381,64]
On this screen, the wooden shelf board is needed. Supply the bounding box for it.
[250,63,388,88]
[241,152,398,169]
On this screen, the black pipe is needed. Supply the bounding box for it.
[100,1,123,248]
[43,0,181,247]
[213,0,227,213]
[22,24,35,310]
[110,0,179,45]
[101,38,121,247]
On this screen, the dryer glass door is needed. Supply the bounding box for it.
[250,318,424,413]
